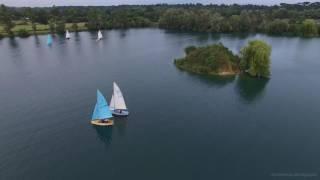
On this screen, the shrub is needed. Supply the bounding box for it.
[184,46,196,54]
[56,21,66,34]
[16,29,30,37]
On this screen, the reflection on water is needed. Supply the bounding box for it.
[119,30,127,38]
[34,35,40,47]
[235,75,269,103]
[93,126,113,149]
[74,32,81,42]
[180,69,236,88]
[183,70,268,103]
[114,118,128,137]
[9,38,18,48]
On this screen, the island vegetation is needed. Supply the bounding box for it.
[175,40,271,78]
[0,2,320,38]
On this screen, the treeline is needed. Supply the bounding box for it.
[159,5,320,36]
[1,2,320,37]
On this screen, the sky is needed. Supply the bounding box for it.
[0,0,318,7]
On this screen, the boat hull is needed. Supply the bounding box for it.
[111,110,129,117]
[91,119,114,126]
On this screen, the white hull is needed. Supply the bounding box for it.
[111,109,129,116]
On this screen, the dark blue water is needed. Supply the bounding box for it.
[0,29,320,180]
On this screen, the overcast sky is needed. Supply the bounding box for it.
[0,0,318,7]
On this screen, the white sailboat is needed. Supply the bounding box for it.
[97,30,103,41]
[66,30,71,39]
[110,82,129,116]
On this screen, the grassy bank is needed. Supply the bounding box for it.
[0,22,87,37]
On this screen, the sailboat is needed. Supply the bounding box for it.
[97,30,103,41]
[91,90,114,126]
[47,34,53,46]
[66,30,71,39]
[110,82,129,116]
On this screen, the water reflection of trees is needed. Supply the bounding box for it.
[9,38,19,48]
[181,70,268,102]
[235,75,269,103]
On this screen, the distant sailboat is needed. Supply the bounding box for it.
[66,30,71,39]
[97,30,103,41]
[47,34,53,46]
[110,82,129,116]
[91,90,114,126]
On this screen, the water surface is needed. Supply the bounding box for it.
[0,29,320,180]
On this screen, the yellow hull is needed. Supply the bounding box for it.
[91,120,114,126]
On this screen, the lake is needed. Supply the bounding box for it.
[0,29,320,180]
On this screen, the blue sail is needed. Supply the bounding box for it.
[47,35,52,46]
[91,90,113,121]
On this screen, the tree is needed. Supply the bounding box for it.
[185,46,196,54]
[301,19,318,37]
[239,11,251,32]
[25,8,37,34]
[267,19,289,35]
[71,22,78,32]
[0,4,15,36]
[48,18,55,33]
[229,15,241,32]
[240,40,272,78]
[209,13,223,32]
[17,29,30,37]
[55,20,66,34]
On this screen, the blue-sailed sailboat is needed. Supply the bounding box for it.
[47,35,53,46]
[91,90,114,126]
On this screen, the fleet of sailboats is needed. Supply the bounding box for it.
[46,30,128,126]
[91,83,129,126]
[46,30,106,44]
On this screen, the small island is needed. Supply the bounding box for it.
[174,40,272,78]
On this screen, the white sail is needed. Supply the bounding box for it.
[66,30,71,39]
[97,30,103,40]
[109,95,115,110]
[113,82,127,110]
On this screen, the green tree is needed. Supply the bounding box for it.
[185,46,196,54]
[209,13,223,32]
[301,19,318,37]
[239,11,251,32]
[267,19,289,35]
[55,20,66,34]
[229,15,241,32]
[17,28,30,37]
[48,18,55,33]
[240,40,272,78]
[25,8,37,34]
[71,22,78,32]
[0,4,15,36]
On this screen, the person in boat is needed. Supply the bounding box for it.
[119,110,122,114]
